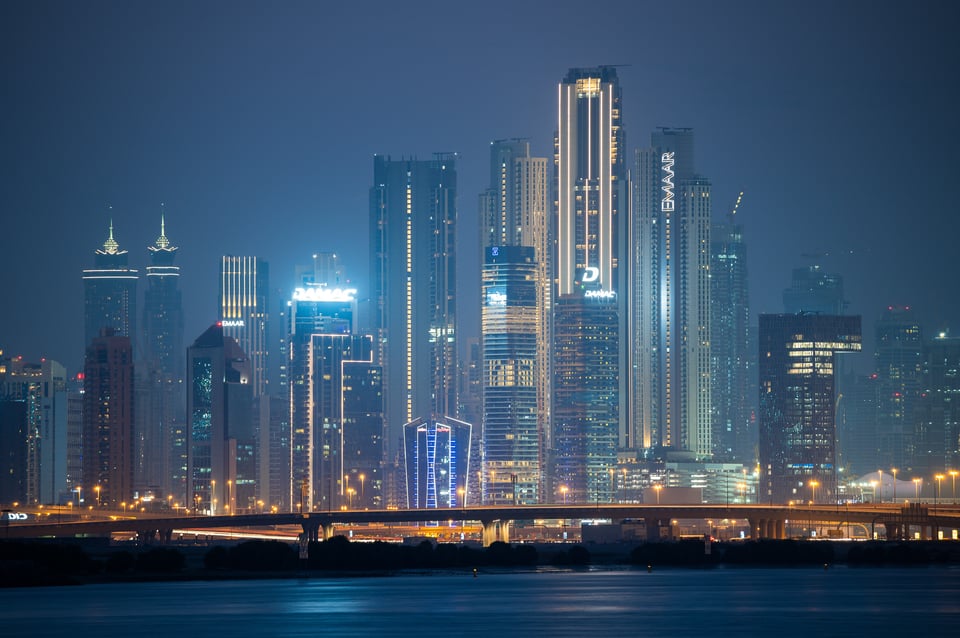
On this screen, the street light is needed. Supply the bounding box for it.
[949,470,958,504]
[877,469,883,503]
[227,480,233,514]
[560,485,568,505]
[935,474,945,505]
[211,479,216,515]
[809,479,819,504]
[653,483,663,505]
[891,468,898,503]
[94,485,101,508]
[913,477,922,500]
[359,473,366,506]
[346,487,355,509]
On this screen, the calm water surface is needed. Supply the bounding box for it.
[4,567,959,636]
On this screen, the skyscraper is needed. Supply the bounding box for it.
[481,245,539,505]
[186,323,253,515]
[0,355,67,504]
[874,306,923,470]
[83,329,135,508]
[552,67,626,501]
[783,265,845,315]
[552,294,619,503]
[479,139,550,503]
[370,155,459,465]
[341,360,384,510]
[83,221,138,350]
[758,314,861,504]
[634,128,712,457]
[219,256,269,398]
[914,332,960,475]
[287,285,357,511]
[141,216,184,499]
[710,199,753,462]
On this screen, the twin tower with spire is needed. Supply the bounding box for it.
[81,214,185,504]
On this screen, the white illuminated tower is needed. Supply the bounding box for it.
[634,128,712,458]
[218,256,269,398]
[552,67,626,502]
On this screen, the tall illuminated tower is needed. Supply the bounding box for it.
[481,246,539,504]
[874,305,922,470]
[551,67,625,502]
[758,313,861,504]
[141,215,184,499]
[634,128,712,457]
[479,139,550,503]
[710,201,753,462]
[370,155,458,467]
[219,256,269,398]
[83,221,138,349]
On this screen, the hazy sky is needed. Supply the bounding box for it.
[2,0,958,375]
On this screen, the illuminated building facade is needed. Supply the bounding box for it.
[874,306,923,470]
[141,216,185,500]
[914,333,960,475]
[83,330,135,508]
[186,324,253,515]
[83,221,138,349]
[370,155,459,466]
[553,67,625,501]
[710,209,753,462]
[402,416,471,509]
[219,256,269,398]
[634,128,712,457]
[287,285,357,511]
[341,360,384,510]
[758,313,861,504]
[481,246,539,505]
[0,356,67,504]
[552,294,619,503]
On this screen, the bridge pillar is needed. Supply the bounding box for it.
[748,519,760,540]
[775,519,785,539]
[322,523,336,541]
[158,528,173,544]
[884,522,900,541]
[645,519,663,542]
[138,529,157,545]
[481,520,510,547]
[765,519,776,539]
[300,519,321,542]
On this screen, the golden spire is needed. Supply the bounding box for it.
[155,211,170,249]
[102,219,120,254]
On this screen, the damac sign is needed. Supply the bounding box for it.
[661,151,675,212]
[581,267,600,283]
[1,512,28,521]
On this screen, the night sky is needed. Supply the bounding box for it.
[2,0,958,375]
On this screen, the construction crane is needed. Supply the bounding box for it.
[729,191,744,219]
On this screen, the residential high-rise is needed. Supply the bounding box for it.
[341,360,384,510]
[83,221,138,350]
[634,128,712,457]
[256,394,290,512]
[219,256,269,398]
[287,285,357,511]
[552,67,626,500]
[914,332,960,475]
[186,324,253,515]
[0,354,67,504]
[758,314,861,504]
[481,246,539,505]
[710,199,753,462]
[370,155,459,464]
[552,294,619,503]
[83,329,135,508]
[141,215,185,500]
[479,140,550,503]
[874,306,923,470]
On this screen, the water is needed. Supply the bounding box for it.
[3,567,959,636]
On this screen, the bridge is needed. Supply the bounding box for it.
[4,503,960,546]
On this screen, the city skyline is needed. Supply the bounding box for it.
[3,1,959,376]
